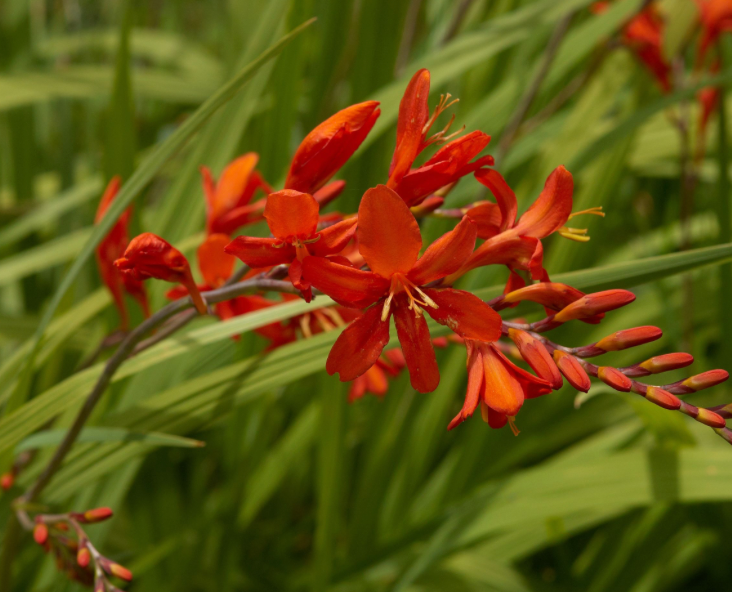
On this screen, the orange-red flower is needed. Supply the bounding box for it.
[595,1,671,91]
[303,184,502,393]
[447,340,552,431]
[94,176,149,330]
[696,0,732,64]
[115,233,207,315]
[286,101,381,194]
[224,189,358,301]
[446,166,575,284]
[200,154,272,236]
[386,69,493,206]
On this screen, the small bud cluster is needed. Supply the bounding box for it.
[475,283,732,441]
[28,507,131,591]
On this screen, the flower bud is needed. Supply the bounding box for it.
[553,351,591,392]
[682,369,729,392]
[94,576,106,592]
[110,563,133,582]
[502,282,585,311]
[33,523,48,545]
[72,507,114,524]
[508,328,563,389]
[695,408,726,428]
[594,326,662,352]
[0,472,13,490]
[77,547,91,568]
[597,366,632,392]
[553,290,636,323]
[639,352,693,374]
[645,386,681,410]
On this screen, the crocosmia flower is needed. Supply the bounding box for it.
[303,184,502,393]
[286,101,381,194]
[695,0,732,64]
[224,189,358,301]
[387,69,493,206]
[115,233,207,315]
[94,176,149,330]
[200,153,272,236]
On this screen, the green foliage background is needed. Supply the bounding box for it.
[1,0,732,590]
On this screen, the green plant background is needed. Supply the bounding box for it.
[1,0,732,590]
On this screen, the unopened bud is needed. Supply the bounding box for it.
[597,366,632,392]
[33,523,48,545]
[695,408,726,428]
[73,507,113,524]
[508,329,563,389]
[100,557,133,582]
[639,352,693,374]
[553,351,591,392]
[553,290,635,323]
[503,282,584,311]
[94,576,105,592]
[77,547,91,568]
[595,326,662,352]
[645,386,681,410]
[0,472,13,490]
[682,369,729,392]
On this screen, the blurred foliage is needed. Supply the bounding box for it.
[1,0,732,591]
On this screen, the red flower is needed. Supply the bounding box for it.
[595,1,671,91]
[94,176,149,330]
[201,153,272,236]
[386,69,493,206]
[696,0,732,64]
[447,340,552,431]
[303,184,502,393]
[286,101,381,194]
[224,190,358,301]
[115,233,207,315]
[447,166,576,284]
[349,348,406,402]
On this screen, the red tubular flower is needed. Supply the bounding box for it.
[507,328,563,389]
[303,184,502,393]
[386,69,493,206]
[696,0,732,64]
[447,340,552,431]
[598,366,632,392]
[553,350,592,392]
[446,166,575,283]
[94,176,150,329]
[224,190,358,301]
[552,290,636,323]
[286,101,381,194]
[115,233,207,315]
[201,153,273,236]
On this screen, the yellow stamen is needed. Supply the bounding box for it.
[314,310,335,332]
[507,416,520,436]
[321,307,346,327]
[299,314,313,338]
[569,206,605,220]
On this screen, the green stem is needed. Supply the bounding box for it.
[717,70,732,373]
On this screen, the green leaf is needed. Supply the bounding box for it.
[16,427,204,453]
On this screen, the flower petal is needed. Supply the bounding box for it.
[326,303,391,382]
[450,235,539,280]
[286,101,381,193]
[393,296,440,393]
[198,233,235,288]
[211,153,258,218]
[313,180,346,208]
[408,216,476,286]
[388,68,430,186]
[513,165,573,238]
[480,344,524,416]
[422,288,502,342]
[309,217,358,257]
[264,190,320,240]
[447,342,484,430]
[357,184,422,277]
[302,256,389,308]
[465,201,502,239]
[474,168,517,231]
[224,236,294,268]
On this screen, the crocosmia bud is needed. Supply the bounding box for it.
[682,369,730,392]
[508,328,563,389]
[72,507,114,524]
[553,290,636,323]
[33,523,49,545]
[77,547,91,568]
[645,386,681,410]
[595,326,662,352]
[553,350,591,392]
[597,366,632,392]
[0,472,13,490]
[639,352,694,374]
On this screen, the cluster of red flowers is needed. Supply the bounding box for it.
[30,507,131,591]
[97,67,731,441]
[594,0,732,154]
